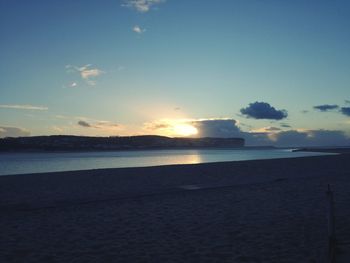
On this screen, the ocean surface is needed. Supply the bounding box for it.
[0,148,335,176]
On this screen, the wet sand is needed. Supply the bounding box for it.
[1,154,350,262]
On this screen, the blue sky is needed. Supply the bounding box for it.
[1,0,350,146]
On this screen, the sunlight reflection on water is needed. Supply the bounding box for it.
[0,149,334,176]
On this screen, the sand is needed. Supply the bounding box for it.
[1,154,350,262]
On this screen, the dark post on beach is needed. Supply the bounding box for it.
[327,184,336,263]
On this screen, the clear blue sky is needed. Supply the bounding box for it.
[1,0,350,146]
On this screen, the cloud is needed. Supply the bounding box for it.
[0,126,30,138]
[268,129,350,147]
[0,104,48,111]
[133,25,146,34]
[280,123,291,128]
[144,121,171,130]
[51,126,65,133]
[187,119,273,145]
[191,119,242,138]
[143,118,241,138]
[240,129,350,147]
[69,82,78,88]
[345,100,350,104]
[79,66,103,80]
[142,117,350,147]
[66,64,104,86]
[122,0,165,13]
[96,121,119,128]
[78,120,91,128]
[240,102,288,120]
[340,107,350,117]
[251,126,281,133]
[78,120,119,129]
[313,104,339,112]
[62,82,78,89]
[265,127,281,131]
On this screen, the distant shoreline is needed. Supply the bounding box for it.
[292,147,350,154]
[0,135,245,152]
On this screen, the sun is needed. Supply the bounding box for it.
[173,124,198,137]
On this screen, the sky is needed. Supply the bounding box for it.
[1,0,350,146]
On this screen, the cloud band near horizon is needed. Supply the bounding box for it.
[0,104,48,110]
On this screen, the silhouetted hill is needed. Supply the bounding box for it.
[0,135,245,152]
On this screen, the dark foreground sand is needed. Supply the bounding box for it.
[1,155,350,262]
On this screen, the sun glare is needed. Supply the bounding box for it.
[173,124,198,137]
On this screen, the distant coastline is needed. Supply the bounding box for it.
[293,147,350,154]
[0,135,245,152]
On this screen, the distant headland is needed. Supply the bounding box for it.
[0,135,245,152]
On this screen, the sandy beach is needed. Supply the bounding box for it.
[1,154,350,262]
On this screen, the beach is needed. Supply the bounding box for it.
[1,154,350,262]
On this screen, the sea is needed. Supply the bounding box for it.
[0,148,335,176]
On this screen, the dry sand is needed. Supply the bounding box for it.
[1,154,350,262]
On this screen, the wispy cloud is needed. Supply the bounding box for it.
[0,126,30,137]
[78,65,103,80]
[69,82,78,88]
[280,123,291,128]
[65,64,104,86]
[132,25,146,34]
[313,104,339,112]
[122,0,165,13]
[55,114,91,120]
[251,126,281,133]
[77,120,119,129]
[0,104,48,111]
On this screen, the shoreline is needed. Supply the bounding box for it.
[0,152,338,178]
[0,154,350,210]
[293,147,350,154]
[0,148,336,177]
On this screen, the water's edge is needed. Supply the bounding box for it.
[0,149,335,176]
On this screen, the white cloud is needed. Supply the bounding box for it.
[132,25,146,34]
[0,104,48,110]
[250,126,281,133]
[78,66,103,80]
[122,0,165,13]
[65,64,104,86]
[55,115,102,122]
[190,119,242,138]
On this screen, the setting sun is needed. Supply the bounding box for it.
[173,124,198,137]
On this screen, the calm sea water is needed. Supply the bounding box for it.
[0,148,334,176]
